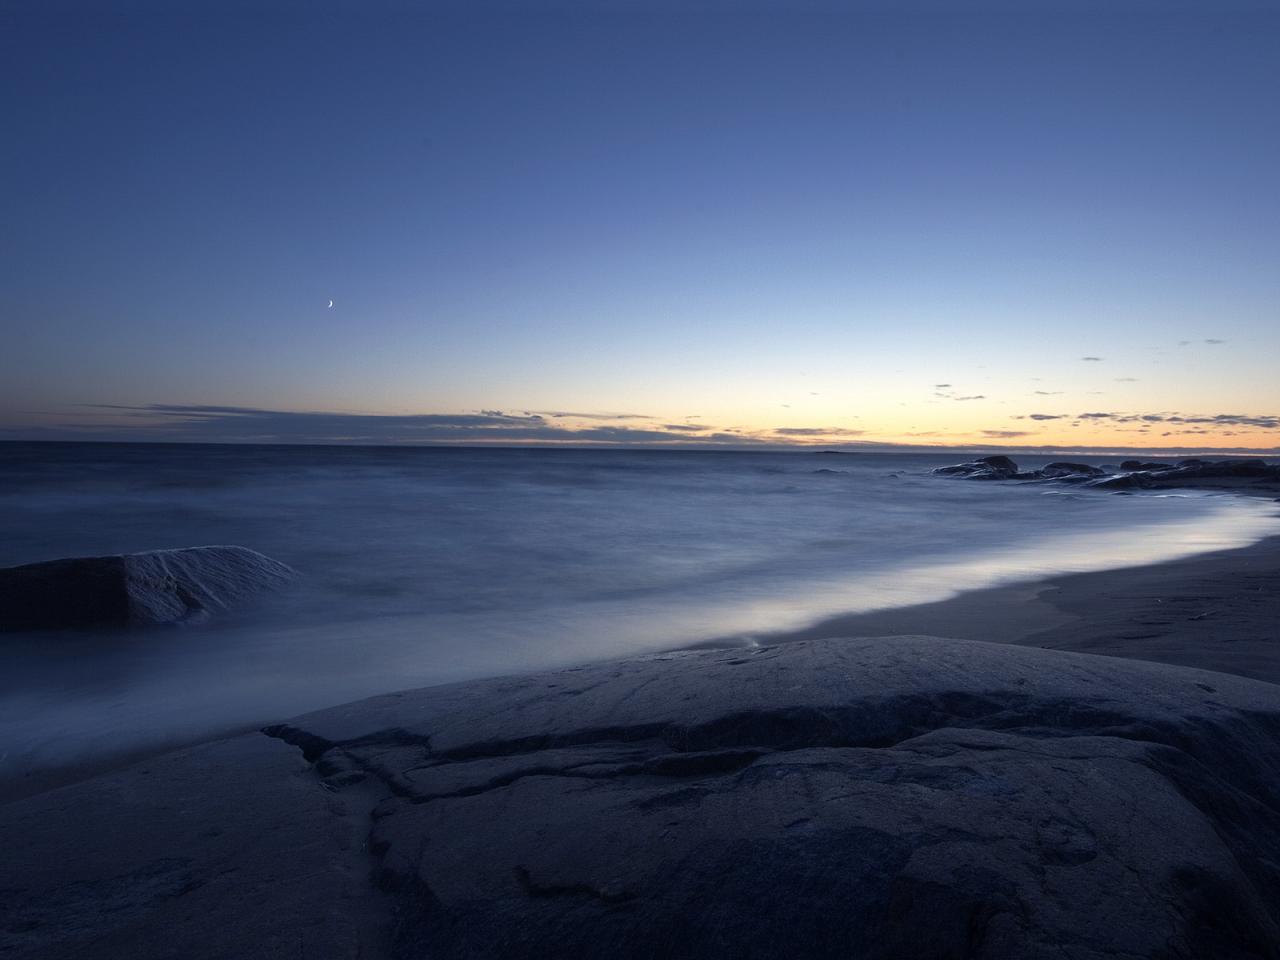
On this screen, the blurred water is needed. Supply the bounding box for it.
[2,441,1277,785]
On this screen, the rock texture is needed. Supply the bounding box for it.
[1038,461,1107,479]
[931,455,1022,480]
[0,735,389,959]
[0,546,295,632]
[933,456,1280,493]
[4,635,1279,959]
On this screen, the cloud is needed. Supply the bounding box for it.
[93,403,553,429]
[1204,339,1227,345]
[1046,410,1280,430]
[1080,356,1104,362]
[1114,378,1139,382]
[772,427,867,437]
[1160,413,1279,429]
[1004,408,1279,431]
[934,383,952,388]
[1033,390,1062,396]
[43,404,782,446]
[534,410,652,420]
[18,404,891,447]
[13,401,1277,451]
[952,395,986,401]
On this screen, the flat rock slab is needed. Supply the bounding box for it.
[4,635,1280,959]
[0,735,388,960]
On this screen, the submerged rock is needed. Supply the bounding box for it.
[0,546,295,631]
[1086,472,1157,490]
[1038,461,1106,479]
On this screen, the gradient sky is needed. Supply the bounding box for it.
[3,0,1278,451]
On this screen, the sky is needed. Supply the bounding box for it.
[2,0,1278,451]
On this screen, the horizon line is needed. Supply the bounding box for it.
[2,437,1276,458]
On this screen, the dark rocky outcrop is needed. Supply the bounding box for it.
[1038,461,1106,479]
[931,455,1023,480]
[1174,458,1273,478]
[0,545,295,632]
[4,635,1280,958]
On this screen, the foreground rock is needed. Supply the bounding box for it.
[933,455,1280,493]
[0,546,295,631]
[5,636,1279,959]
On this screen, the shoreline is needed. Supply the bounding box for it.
[753,532,1280,685]
[4,495,1280,957]
[4,528,1277,808]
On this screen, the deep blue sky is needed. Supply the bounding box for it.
[3,0,1278,449]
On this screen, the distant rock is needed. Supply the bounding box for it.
[933,456,1279,492]
[931,455,1022,480]
[1181,459,1274,479]
[1038,461,1106,479]
[0,546,296,632]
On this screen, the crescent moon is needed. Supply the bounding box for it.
[327,300,334,309]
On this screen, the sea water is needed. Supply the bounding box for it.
[2,442,1277,787]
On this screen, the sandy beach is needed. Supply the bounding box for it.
[781,532,1280,684]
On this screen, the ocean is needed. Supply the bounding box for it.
[2,441,1277,788]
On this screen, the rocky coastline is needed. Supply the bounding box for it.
[933,454,1280,492]
[4,634,1280,959]
[3,474,1279,958]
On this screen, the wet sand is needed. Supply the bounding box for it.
[771,533,1280,684]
